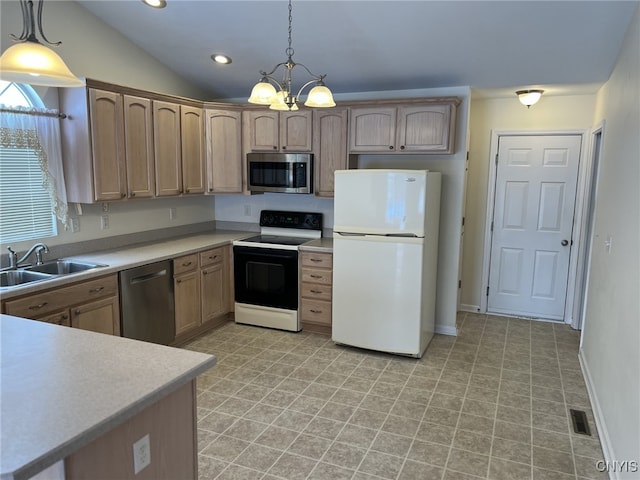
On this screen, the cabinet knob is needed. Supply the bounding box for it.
[400,145,405,150]
[186,188,190,193]
[121,193,126,198]
[209,188,213,192]
[74,309,81,315]
[282,146,287,150]
[203,271,208,275]
[62,314,69,320]
[389,146,394,150]
[273,146,277,150]
[176,279,182,284]
[131,192,135,197]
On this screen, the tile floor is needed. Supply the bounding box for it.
[185,313,606,480]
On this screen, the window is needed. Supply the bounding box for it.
[0,81,58,243]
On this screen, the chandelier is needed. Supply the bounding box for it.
[0,0,84,87]
[248,0,335,111]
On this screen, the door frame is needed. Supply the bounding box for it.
[480,129,590,324]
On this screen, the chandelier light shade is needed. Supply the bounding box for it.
[516,89,544,108]
[0,0,84,87]
[248,0,335,111]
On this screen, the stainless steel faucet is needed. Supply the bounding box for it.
[6,243,49,268]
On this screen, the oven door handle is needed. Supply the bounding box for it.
[233,246,298,259]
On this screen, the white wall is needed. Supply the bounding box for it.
[0,0,215,254]
[463,94,597,312]
[580,5,640,474]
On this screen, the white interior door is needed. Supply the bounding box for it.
[488,135,581,320]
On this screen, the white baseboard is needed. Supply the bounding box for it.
[459,303,481,313]
[579,348,616,480]
[435,324,458,336]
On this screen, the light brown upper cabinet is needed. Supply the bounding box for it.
[349,101,458,154]
[153,100,183,196]
[180,105,206,195]
[205,109,243,194]
[244,110,312,152]
[313,108,349,197]
[59,88,127,203]
[154,103,205,197]
[123,95,155,199]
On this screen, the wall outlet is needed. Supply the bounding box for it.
[244,204,251,216]
[169,207,177,220]
[132,434,151,474]
[100,214,109,230]
[102,202,109,213]
[70,218,80,233]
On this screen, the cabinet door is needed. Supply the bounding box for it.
[246,110,279,151]
[201,263,225,323]
[396,104,454,152]
[123,95,155,198]
[313,109,348,197]
[205,109,243,193]
[89,89,126,201]
[349,107,397,152]
[71,296,120,336]
[154,101,182,196]
[174,271,201,336]
[280,110,312,151]
[181,105,206,194]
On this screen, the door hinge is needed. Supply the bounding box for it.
[486,286,490,296]
[462,217,465,227]
[466,151,469,161]
[490,221,494,232]
[458,280,462,289]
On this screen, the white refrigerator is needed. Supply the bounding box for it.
[332,169,441,357]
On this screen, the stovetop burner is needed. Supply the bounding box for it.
[241,235,311,246]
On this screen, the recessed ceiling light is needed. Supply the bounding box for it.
[142,0,167,8]
[211,54,232,65]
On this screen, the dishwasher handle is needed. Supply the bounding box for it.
[129,269,168,285]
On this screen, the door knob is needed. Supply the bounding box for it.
[561,239,569,246]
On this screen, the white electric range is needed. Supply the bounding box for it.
[233,210,323,331]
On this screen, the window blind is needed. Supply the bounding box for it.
[0,145,57,243]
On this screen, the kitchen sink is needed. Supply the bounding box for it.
[0,270,54,287]
[24,260,107,275]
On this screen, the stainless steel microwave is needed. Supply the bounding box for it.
[247,153,313,194]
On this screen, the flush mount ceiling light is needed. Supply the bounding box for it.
[248,0,335,111]
[516,89,544,108]
[0,0,84,87]
[142,0,167,8]
[211,53,232,65]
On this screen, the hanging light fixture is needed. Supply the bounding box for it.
[0,0,84,87]
[248,0,335,111]
[516,89,544,108]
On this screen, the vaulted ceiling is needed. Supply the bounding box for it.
[76,1,637,100]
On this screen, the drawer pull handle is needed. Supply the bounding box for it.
[176,279,182,284]
[310,309,323,314]
[309,258,322,262]
[28,302,48,310]
[310,289,323,294]
[208,255,218,260]
[310,274,322,279]
[61,314,69,320]
[182,261,193,267]
[89,286,104,294]
[203,271,208,275]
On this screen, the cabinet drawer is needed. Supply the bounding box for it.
[300,298,332,326]
[4,274,118,318]
[39,310,72,327]
[301,282,332,301]
[301,267,332,285]
[300,252,332,269]
[174,253,198,275]
[199,247,225,267]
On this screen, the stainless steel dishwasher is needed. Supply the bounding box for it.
[119,260,175,345]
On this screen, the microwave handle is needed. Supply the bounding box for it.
[289,163,295,188]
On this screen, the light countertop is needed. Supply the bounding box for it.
[0,230,255,300]
[299,238,333,253]
[0,314,216,480]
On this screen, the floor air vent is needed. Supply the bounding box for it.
[570,408,592,435]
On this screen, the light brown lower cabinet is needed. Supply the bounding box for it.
[2,274,120,336]
[299,251,333,335]
[173,245,231,343]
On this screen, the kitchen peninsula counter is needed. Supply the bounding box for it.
[0,314,216,480]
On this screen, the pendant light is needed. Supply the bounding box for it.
[0,0,84,87]
[248,0,335,111]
